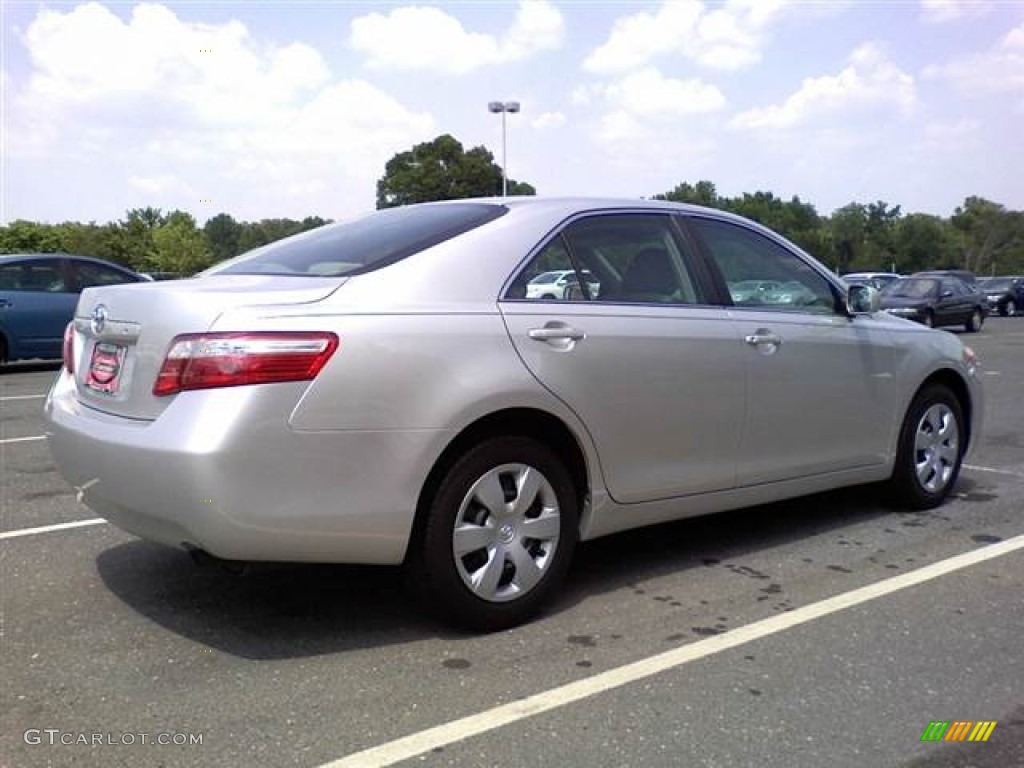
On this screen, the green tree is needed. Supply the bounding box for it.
[204,213,242,263]
[893,214,959,274]
[825,204,868,273]
[862,200,901,267]
[376,134,536,208]
[653,180,720,207]
[951,196,1024,275]
[0,220,63,253]
[149,211,211,275]
[118,207,167,270]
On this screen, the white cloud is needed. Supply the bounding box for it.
[920,0,993,24]
[21,3,330,125]
[502,0,565,60]
[349,1,564,75]
[604,68,726,117]
[597,110,647,144]
[7,3,435,219]
[583,0,790,75]
[532,111,567,129]
[923,22,1024,94]
[129,175,192,195]
[921,118,981,151]
[571,84,598,106]
[731,43,915,130]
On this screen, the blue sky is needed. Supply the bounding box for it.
[2,1,1022,225]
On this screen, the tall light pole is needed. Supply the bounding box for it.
[488,100,520,196]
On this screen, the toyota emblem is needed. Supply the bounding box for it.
[90,304,108,335]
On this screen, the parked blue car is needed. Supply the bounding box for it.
[0,253,148,363]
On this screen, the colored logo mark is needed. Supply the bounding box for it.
[921,721,997,742]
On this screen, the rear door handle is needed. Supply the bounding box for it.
[0,299,11,309]
[528,325,585,342]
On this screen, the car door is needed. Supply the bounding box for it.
[683,216,898,486]
[0,257,77,359]
[500,212,745,503]
[934,278,962,325]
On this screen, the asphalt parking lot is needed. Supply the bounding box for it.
[2,318,1022,768]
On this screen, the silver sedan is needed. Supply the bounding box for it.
[44,198,983,630]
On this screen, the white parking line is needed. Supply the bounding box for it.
[320,534,1024,768]
[965,464,1024,479]
[0,518,107,540]
[0,435,46,445]
[0,393,47,402]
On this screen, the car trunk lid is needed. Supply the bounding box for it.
[70,275,344,420]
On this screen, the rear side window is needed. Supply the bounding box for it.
[0,259,70,293]
[211,203,507,277]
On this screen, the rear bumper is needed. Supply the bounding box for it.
[43,369,450,564]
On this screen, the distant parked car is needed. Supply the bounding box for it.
[728,279,782,303]
[880,274,987,331]
[914,269,978,287]
[978,276,1024,316]
[0,253,147,363]
[842,272,902,290]
[525,269,599,299]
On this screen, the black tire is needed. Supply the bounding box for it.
[1004,299,1016,317]
[965,308,983,333]
[886,384,964,510]
[410,436,578,631]
[923,310,935,328]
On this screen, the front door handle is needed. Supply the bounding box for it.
[0,299,12,309]
[744,329,783,347]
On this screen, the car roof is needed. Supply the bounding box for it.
[415,195,766,223]
[0,252,140,272]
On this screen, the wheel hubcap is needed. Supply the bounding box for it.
[452,463,560,603]
[913,404,959,493]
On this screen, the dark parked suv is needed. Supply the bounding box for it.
[880,274,987,331]
[978,276,1024,316]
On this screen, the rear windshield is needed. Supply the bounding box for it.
[209,203,507,277]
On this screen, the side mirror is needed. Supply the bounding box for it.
[847,284,880,315]
[940,290,954,298]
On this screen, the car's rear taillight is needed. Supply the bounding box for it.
[153,332,339,396]
[62,322,75,374]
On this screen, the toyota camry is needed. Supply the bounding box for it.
[44,198,983,630]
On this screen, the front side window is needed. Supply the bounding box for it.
[688,218,837,313]
[943,278,966,296]
[210,203,506,278]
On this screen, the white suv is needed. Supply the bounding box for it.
[526,270,599,299]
